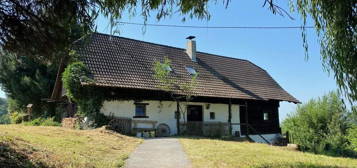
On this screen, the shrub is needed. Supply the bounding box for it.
[0,114,10,124]
[23,117,61,126]
[282,91,351,156]
[347,126,357,152]
[9,111,26,124]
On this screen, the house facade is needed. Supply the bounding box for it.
[57,33,299,143]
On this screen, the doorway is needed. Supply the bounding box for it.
[187,105,203,121]
[186,105,203,135]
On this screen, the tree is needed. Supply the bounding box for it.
[0,97,6,114]
[291,0,357,103]
[0,97,10,124]
[282,91,352,156]
[0,51,58,116]
[153,57,198,134]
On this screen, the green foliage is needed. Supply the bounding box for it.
[9,111,26,124]
[153,57,198,97]
[0,0,219,62]
[153,57,177,92]
[291,0,357,102]
[0,97,10,124]
[0,51,58,116]
[62,62,93,102]
[347,126,357,152]
[282,91,353,156]
[0,97,7,115]
[62,61,108,128]
[23,117,61,126]
[0,114,10,124]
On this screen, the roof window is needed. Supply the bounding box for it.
[185,67,197,75]
[164,65,172,72]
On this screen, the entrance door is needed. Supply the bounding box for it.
[186,105,203,135]
[187,105,203,121]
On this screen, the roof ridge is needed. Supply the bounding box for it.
[93,32,250,62]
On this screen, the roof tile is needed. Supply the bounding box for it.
[74,33,299,103]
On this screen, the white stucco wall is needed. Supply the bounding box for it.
[100,100,241,135]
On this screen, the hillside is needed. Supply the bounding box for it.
[180,138,357,168]
[0,125,142,168]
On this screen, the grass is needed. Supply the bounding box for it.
[180,137,357,168]
[0,125,142,168]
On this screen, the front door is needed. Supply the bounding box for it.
[187,105,203,121]
[186,105,203,135]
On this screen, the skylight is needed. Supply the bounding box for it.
[164,65,172,72]
[185,67,197,75]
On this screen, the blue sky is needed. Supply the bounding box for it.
[0,0,338,122]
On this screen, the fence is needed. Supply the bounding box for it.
[180,122,229,137]
[107,117,132,135]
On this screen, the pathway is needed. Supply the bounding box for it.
[124,138,192,168]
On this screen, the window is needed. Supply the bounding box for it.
[263,112,269,121]
[210,112,215,120]
[164,65,172,72]
[185,66,197,75]
[134,103,148,118]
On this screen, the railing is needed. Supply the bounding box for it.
[180,122,229,136]
[231,123,271,144]
[180,121,271,144]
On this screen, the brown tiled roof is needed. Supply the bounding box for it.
[74,33,299,103]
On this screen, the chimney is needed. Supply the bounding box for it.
[186,36,196,62]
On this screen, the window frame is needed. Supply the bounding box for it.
[209,112,215,120]
[263,112,269,121]
[134,103,149,118]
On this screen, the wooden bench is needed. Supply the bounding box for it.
[132,120,158,137]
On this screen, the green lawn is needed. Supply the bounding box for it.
[0,125,142,168]
[180,137,357,168]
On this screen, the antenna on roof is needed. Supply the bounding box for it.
[186,36,196,40]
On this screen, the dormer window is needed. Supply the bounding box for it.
[185,66,197,75]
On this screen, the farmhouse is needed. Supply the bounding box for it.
[54,33,299,143]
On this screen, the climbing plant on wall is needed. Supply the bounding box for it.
[62,60,108,128]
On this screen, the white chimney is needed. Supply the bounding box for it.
[186,36,196,62]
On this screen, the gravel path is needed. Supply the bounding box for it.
[124,138,192,168]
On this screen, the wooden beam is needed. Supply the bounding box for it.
[228,98,232,136]
[245,101,249,136]
[176,100,180,135]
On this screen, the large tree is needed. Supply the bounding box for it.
[0,0,356,102]
[0,51,58,116]
[292,0,356,103]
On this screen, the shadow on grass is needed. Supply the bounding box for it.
[0,142,48,168]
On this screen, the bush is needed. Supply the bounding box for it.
[0,114,10,124]
[23,117,61,126]
[282,91,352,156]
[9,111,26,124]
[348,126,357,152]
